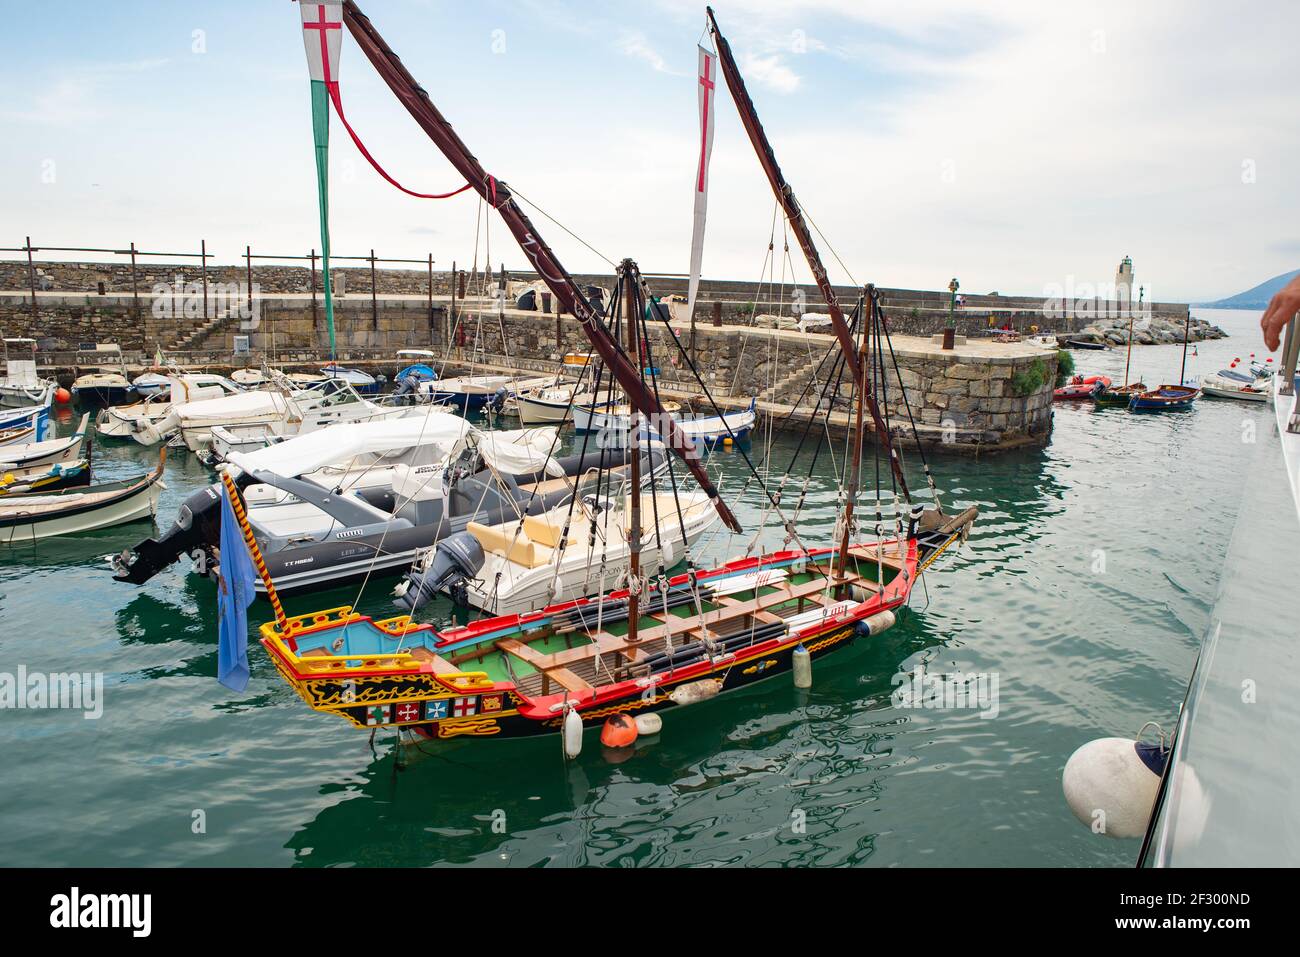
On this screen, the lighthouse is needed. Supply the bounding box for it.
[1115,255,1135,316]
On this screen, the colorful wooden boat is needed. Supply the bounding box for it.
[261,512,975,739]
[0,459,91,496]
[246,3,980,752]
[1094,382,1147,407]
[1129,384,1199,411]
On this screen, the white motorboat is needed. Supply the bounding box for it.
[399,489,717,616]
[136,377,382,452]
[1199,368,1269,402]
[320,363,382,395]
[97,373,244,439]
[130,371,173,397]
[0,413,91,471]
[573,398,683,434]
[0,338,56,409]
[513,383,610,425]
[206,397,416,462]
[71,344,133,406]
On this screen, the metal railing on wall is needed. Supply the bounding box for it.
[0,238,449,328]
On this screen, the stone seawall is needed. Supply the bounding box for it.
[2,257,1190,351]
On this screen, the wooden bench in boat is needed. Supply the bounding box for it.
[847,543,909,570]
[514,577,852,681]
[496,638,594,694]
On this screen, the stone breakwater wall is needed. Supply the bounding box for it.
[1,293,1056,452]
[2,258,1193,343]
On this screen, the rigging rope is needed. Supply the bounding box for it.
[327,84,472,199]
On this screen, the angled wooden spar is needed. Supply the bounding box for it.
[707,5,910,501]
[342,0,741,533]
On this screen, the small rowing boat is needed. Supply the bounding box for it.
[1129,384,1199,411]
[0,449,165,544]
[0,413,90,470]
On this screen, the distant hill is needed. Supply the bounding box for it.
[1200,268,1300,309]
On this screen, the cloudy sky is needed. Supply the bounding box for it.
[1,0,1297,303]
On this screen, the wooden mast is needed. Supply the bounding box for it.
[624,262,642,643]
[1123,312,1135,388]
[1179,312,1191,385]
[706,6,910,502]
[342,0,741,534]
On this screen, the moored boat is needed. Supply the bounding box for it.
[71,344,133,406]
[1053,374,1111,400]
[0,338,56,409]
[0,459,92,496]
[0,413,90,470]
[1199,368,1268,402]
[0,449,165,544]
[0,404,51,447]
[1129,384,1199,411]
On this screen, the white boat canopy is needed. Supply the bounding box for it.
[174,390,289,422]
[474,426,565,477]
[226,408,471,481]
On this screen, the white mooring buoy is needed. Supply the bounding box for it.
[562,708,583,760]
[792,644,812,688]
[1062,736,1164,839]
[634,712,662,736]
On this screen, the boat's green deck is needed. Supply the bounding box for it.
[452,564,889,683]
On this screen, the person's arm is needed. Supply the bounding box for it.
[1261,274,1300,350]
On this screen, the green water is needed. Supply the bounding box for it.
[0,309,1264,866]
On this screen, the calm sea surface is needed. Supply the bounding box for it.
[0,308,1265,866]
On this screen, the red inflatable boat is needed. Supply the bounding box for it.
[1053,374,1112,400]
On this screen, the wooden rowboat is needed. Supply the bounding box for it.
[1129,384,1199,412]
[0,449,166,545]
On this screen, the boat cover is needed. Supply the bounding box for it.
[475,426,565,477]
[226,408,471,480]
[175,390,288,422]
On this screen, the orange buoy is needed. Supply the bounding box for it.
[599,713,638,749]
[54,387,72,404]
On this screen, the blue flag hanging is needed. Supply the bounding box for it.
[217,481,257,692]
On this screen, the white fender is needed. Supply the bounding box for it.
[562,708,583,760]
[634,712,662,735]
[792,644,812,689]
[1062,737,1161,839]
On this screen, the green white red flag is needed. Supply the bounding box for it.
[298,0,343,357]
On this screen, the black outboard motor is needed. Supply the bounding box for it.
[393,530,485,612]
[111,473,256,584]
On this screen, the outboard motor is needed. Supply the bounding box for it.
[392,375,421,405]
[486,386,509,413]
[393,530,485,612]
[111,475,251,584]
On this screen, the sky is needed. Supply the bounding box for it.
[1,0,1297,304]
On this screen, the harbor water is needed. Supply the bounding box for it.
[0,309,1264,866]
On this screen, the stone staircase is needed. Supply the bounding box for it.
[168,312,238,353]
[757,354,826,405]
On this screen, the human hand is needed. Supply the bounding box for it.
[1261,274,1300,350]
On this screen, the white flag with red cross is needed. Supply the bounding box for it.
[299,1,343,86]
[687,45,717,323]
